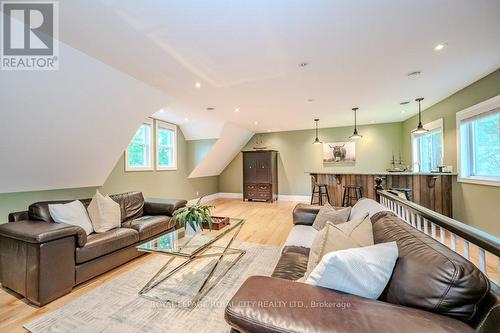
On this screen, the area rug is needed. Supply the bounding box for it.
[24,242,281,333]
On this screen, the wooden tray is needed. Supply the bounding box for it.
[202,216,230,230]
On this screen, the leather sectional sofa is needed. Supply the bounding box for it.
[0,191,186,306]
[225,199,500,333]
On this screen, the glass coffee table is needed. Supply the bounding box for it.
[136,218,245,306]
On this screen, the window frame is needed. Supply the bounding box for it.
[155,120,177,171]
[411,118,444,172]
[456,94,500,187]
[125,118,154,172]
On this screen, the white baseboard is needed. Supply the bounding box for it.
[215,192,308,202]
[217,192,244,199]
[277,194,310,202]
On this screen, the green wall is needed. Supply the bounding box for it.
[402,69,500,236]
[219,122,404,195]
[0,187,98,222]
[0,130,218,223]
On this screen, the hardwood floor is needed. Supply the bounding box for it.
[0,198,297,332]
[0,198,497,332]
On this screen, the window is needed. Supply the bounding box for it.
[156,120,177,170]
[457,95,500,186]
[125,119,153,171]
[412,118,443,172]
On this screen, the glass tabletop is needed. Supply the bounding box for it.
[137,218,244,257]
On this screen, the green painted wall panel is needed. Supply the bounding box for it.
[401,69,500,236]
[219,122,405,195]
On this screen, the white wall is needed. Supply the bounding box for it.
[0,35,171,193]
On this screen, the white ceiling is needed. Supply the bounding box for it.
[57,0,500,136]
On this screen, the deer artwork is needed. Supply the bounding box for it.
[329,144,346,162]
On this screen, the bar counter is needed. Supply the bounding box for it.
[307,171,456,217]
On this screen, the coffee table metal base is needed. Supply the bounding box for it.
[138,223,245,307]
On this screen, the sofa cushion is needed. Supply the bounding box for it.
[306,241,399,299]
[272,251,309,280]
[48,200,94,235]
[282,225,318,251]
[109,192,144,223]
[349,197,389,221]
[143,198,188,217]
[312,204,350,230]
[75,228,139,264]
[122,215,173,241]
[307,215,373,275]
[372,211,490,323]
[87,191,121,233]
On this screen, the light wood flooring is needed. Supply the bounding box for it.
[0,198,497,332]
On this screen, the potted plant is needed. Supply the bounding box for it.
[172,198,213,236]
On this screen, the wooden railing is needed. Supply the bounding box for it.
[378,190,500,285]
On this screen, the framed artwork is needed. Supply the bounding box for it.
[323,142,356,163]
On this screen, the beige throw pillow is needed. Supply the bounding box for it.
[87,190,121,233]
[312,203,351,230]
[306,213,373,275]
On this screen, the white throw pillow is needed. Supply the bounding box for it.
[306,213,373,275]
[312,204,351,230]
[305,241,398,299]
[48,200,94,235]
[87,190,121,233]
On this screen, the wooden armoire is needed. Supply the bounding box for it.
[242,150,278,202]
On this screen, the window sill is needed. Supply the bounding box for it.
[458,177,500,187]
[125,167,154,172]
[156,167,178,171]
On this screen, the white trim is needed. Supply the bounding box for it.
[125,118,154,172]
[411,118,444,171]
[278,194,310,202]
[456,94,500,187]
[155,120,178,171]
[213,192,309,202]
[218,192,244,199]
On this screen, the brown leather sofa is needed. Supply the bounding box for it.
[225,201,500,333]
[0,191,186,306]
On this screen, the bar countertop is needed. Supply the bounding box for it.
[306,171,458,176]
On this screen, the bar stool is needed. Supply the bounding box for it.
[342,184,362,207]
[310,175,330,205]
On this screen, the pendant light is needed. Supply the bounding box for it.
[349,107,362,139]
[412,97,429,134]
[312,118,322,144]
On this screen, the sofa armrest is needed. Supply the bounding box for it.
[292,203,321,226]
[143,198,187,217]
[0,220,87,247]
[8,210,29,222]
[225,276,473,333]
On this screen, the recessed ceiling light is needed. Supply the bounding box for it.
[298,62,308,67]
[407,71,422,78]
[267,129,272,132]
[400,101,410,105]
[401,110,406,114]
[254,121,259,125]
[195,82,201,88]
[434,43,447,51]
[235,108,240,112]
[206,107,215,111]
[184,117,189,121]
[159,109,165,113]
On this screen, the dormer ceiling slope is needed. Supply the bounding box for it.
[0,36,172,193]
